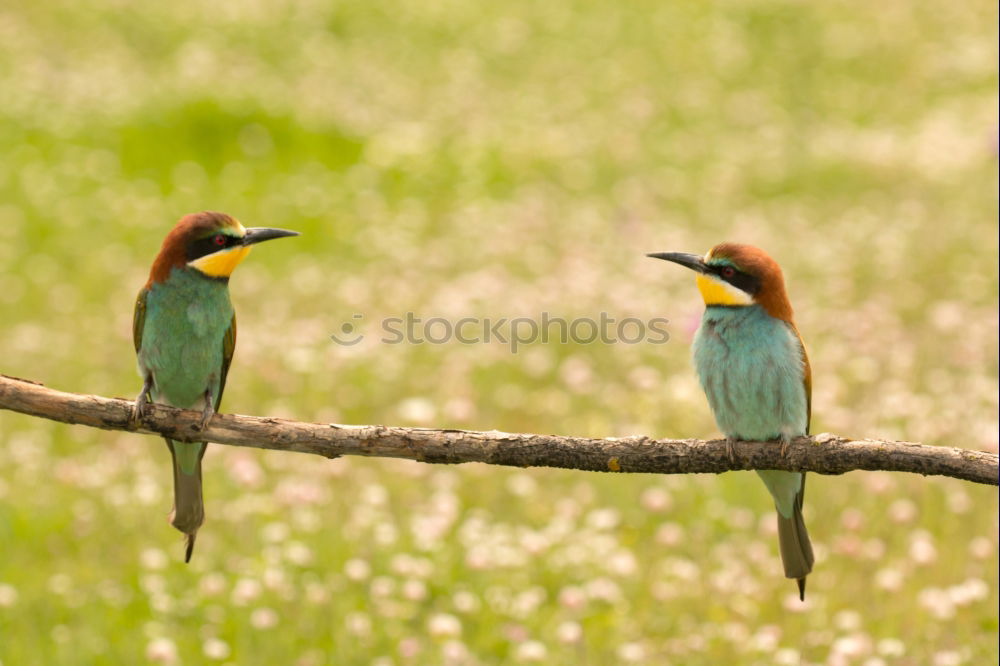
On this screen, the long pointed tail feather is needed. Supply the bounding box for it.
[757,469,815,599]
[184,533,197,564]
[775,475,815,599]
[166,438,206,562]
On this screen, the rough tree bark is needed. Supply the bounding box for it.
[1,374,996,486]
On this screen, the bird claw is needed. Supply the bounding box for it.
[780,439,790,458]
[725,438,737,463]
[129,400,147,429]
[129,389,150,429]
[196,392,214,431]
[130,375,154,429]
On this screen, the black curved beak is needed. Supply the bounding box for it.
[243,227,300,246]
[646,252,707,274]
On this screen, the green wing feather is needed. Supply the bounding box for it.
[791,324,812,435]
[133,287,148,353]
[217,315,236,411]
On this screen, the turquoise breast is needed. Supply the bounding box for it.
[692,305,808,441]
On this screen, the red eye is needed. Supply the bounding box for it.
[721,266,735,278]
[213,234,226,246]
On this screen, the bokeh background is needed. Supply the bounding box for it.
[1,0,997,663]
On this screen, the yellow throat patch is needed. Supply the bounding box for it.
[696,273,753,306]
[189,245,253,278]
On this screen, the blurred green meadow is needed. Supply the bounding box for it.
[1,0,998,663]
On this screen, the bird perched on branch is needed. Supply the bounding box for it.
[649,242,815,600]
[131,212,298,561]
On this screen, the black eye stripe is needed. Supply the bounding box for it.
[186,234,243,262]
[710,264,761,295]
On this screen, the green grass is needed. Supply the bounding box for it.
[0,0,997,663]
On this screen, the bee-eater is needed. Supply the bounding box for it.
[131,212,298,561]
[648,242,815,600]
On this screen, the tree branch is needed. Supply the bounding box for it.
[1,374,996,486]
